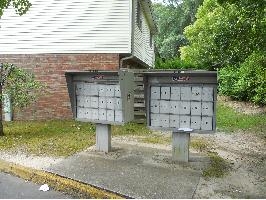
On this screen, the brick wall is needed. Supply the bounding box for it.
[0,53,120,120]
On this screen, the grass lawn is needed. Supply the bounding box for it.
[0,101,265,157]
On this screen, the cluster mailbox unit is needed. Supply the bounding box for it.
[144,70,217,162]
[66,70,135,152]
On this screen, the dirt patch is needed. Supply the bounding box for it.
[218,96,266,115]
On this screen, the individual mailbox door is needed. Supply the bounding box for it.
[114,85,121,97]
[98,85,106,96]
[106,85,115,97]
[107,110,115,122]
[202,102,213,116]
[84,83,91,96]
[201,116,213,130]
[150,114,160,127]
[179,101,190,115]
[114,98,122,110]
[170,101,180,114]
[150,100,160,113]
[159,114,169,127]
[98,97,106,109]
[159,100,170,114]
[179,116,191,128]
[98,109,107,121]
[202,87,213,101]
[191,87,202,101]
[76,82,84,96]
[91,109,99,120]
[76,96,85,107]
[191,102,201,115]
[90,84,98,96]
[180,86,191,100]
[170,115,179,128]
[90,97,99,108]
[190,116,201,130]
[160,87,170,100]
[106,98,115,110]
[83,96,91,108]
[115,110,123,122]
[170,87,181,100]
[84,108,92,119]
[151,86,160,99]
[77,107,85,119]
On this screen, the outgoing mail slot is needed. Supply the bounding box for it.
[159,114,169,127]
[179,101,190,115]
[190,102,201,115]
[201,116,213,131]
[151,86,160,99]
[170,115,179,128]
[150,100,160,113]
[190,116,201,130]
[159,100,170,114]
[170,87,181,100]
[98,97,106,109]
[106,85,115,97]
[180,87,191,100]
[202,102,213,116]
[191,87,202,101]
[170,101,180,114]
[161,87,170,100]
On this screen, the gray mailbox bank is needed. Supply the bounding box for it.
[66,70,135,152]
[144,70,217,162]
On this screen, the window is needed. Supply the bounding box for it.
[150,31,153,48]
[137,2,142,31]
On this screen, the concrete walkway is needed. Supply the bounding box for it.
[48,141,209,199]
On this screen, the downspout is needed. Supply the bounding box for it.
[120,0,135,69]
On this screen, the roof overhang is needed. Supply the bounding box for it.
[140,0,157,34]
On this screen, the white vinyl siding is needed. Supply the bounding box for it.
[0,0,131,54]
[133,0,155,67]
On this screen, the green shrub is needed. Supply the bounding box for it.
[219,51,266,105]
[155,57,198,70]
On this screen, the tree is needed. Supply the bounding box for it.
[180,0,266,69]
[0,64,43,136]
[0,0,31,16]
[152,0,203,59]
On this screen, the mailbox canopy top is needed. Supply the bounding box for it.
[143,70,218,84]
[65,70,119,76]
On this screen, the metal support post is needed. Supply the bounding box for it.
[172,132,190,162]
[96,124,111,152]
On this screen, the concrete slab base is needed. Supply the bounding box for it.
[48,142,208,199]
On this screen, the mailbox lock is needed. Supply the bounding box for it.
[127,93,131,101]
